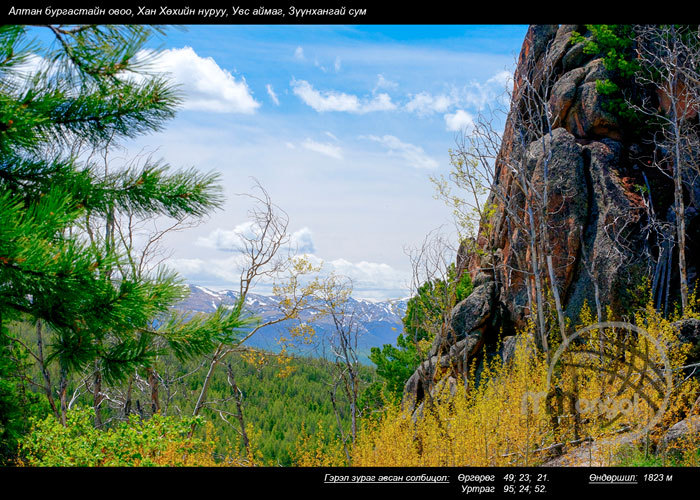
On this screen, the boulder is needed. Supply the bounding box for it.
[500,336,517,364]
[450,282,496,338]
[404,281,494,412]
[471,271,491,289]
[550,67,585,127]
[566,81,621,140]
[662,416,700,451]
[561,41,588,73]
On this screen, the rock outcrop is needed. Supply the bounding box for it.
[404,25,700,411]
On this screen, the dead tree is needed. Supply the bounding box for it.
[316,273,361,463]
[632,24,700,315]
[190,181,323,437]
[403,229,461,404]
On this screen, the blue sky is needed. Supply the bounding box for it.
[74,25,530,299]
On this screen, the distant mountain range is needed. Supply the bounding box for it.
[175,285,409,363]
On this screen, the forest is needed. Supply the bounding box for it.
[1,24,700,468]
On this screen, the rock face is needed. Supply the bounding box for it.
[404,25,700,411]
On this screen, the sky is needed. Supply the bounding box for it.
[81,25,529,300]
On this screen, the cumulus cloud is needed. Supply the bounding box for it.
[488,69,513,88]
[297,255,410,298]
[374,74,398,92]
[168,254,253,285]
[168,257,208,275]
[167,222,411,298]
[462,69,513,111]
[195,222,256,252]
[194,223,317,255]
[291,79,396,113]
[16,49,263,115]
[404,91,455,116]
[444,109,475,132]
[364,135,438,170]
[294,46,305,60]
[140,46,260,114]
[290,227,316,254]
[168,252,410,299]
[266,84,280,105]
[301,138,343,159]
[327,258,405,288]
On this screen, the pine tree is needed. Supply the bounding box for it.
[0,25,246,460]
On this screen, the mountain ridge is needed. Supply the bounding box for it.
[175,284,409,362]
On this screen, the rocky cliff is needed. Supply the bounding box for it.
[405,25,700,410]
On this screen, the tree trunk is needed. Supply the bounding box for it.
[190,344,225,437]
[147,367,160,415]
[673,118,689,313]
[36,321,59,419]
[93,363,103,428]
[59,366,68,426]
[226,364,250,456]
[124,375,133,418]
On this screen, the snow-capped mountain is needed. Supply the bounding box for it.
[174,285,409,362]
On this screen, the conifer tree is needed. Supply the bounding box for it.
[0,25,246,457]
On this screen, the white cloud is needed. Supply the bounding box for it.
[13,54,50,78]
[300,255,410,298]
[166,227,412,298]
[167,252,410,299]
[328,258,405,288]
[488,69,513,88]
[374,74,398,92]
[168,254,251,284]
[142,47,260,114]
[266,84,280,105]
[168,257,208,275]
[462,69,512,111]
[290,227,316,254]
[334,56,341,72]
[403,71,511,117]
[294,46,305,60]
[291,79,396,114]
[194,223,316,257]
[444,109,475,132]
[405,92,455,116]
[364,135,438,170]
[195,222,256,252]
[301,138,343,159]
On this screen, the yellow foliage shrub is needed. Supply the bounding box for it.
[352,331,552,466]
[298,296,700,467]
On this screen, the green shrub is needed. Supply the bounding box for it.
[20,407,221,466]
